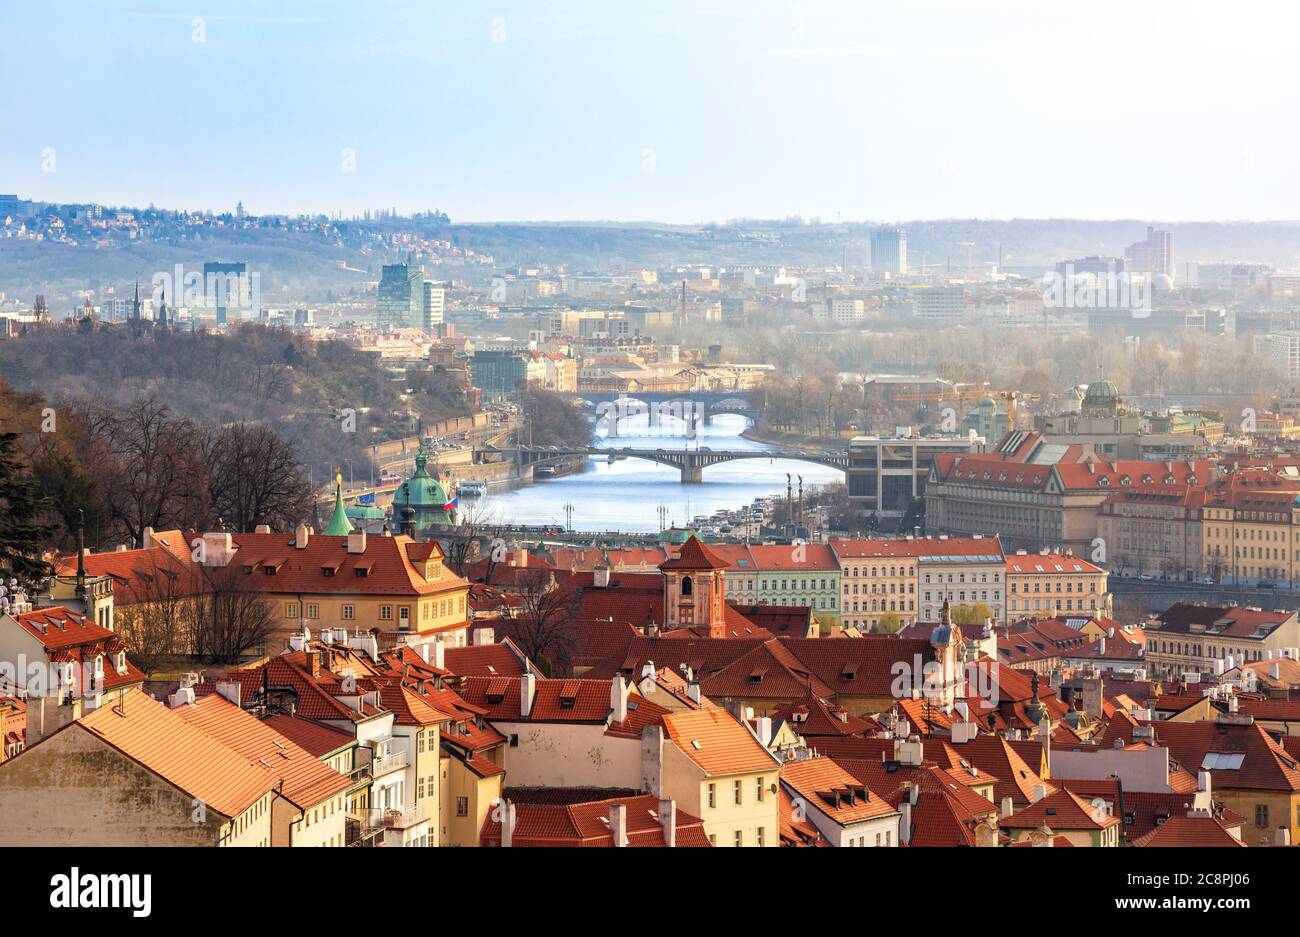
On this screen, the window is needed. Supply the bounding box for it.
[380,605,393,620]
[285,602,299,619]
[682,576,693,596]
[1256,804,1269,828]
[756,777,765,801]
[399,607,410,622]
[756,826,765,846]
[341,605,355,620]
[734,780,742,805]
[306,603,319,619]
[707,783,716,808]
[733,830,742,847]
[456,797,468,817]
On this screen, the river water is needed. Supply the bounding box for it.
[471,413,843,533]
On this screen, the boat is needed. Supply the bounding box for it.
[457,480,487,497]
[534,465,557,478]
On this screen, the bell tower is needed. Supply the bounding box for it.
[658,534,729,637]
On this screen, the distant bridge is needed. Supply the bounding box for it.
[570,390,761,421]
[476,444,848,483]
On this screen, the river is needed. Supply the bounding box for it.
[469,413,844,532]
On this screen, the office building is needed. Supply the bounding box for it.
[870,227,907,277]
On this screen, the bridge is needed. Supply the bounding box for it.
[570,390,761,423]
[476,444,848,483]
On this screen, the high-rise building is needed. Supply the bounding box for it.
[422,279,445,334]
[1124,226,1174,282]
[203,262,247,327]
[870,227,907,276]
[377,262,423,329]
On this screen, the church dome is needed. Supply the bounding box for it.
[391,450,456,529]
[1082,379,1120,409]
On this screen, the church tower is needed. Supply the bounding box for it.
[659,534,729,637]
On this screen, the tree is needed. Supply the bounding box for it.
[877,611,902,633]
[499,568,579,673]
[204,423,315,532]
[518,386,589,448]
[190,563,276,663]
[0,432,55,588]
[441,503,506,578]
[115,551,198,674]
[952,603,993,625]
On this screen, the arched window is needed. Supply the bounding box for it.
[681,576,693,596]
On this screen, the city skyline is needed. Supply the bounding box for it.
[6,0,1300,223]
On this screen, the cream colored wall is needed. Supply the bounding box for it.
[221,791,274,847]
[290,791,349,847]
[0,724,235,846]
[495,721,642,789]
[661,743,778,846]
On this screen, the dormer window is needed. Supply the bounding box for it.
[116,651,127,675]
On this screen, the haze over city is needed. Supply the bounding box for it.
[5,0,1300,221]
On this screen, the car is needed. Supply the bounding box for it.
[1137,574,1154,581]
[1257,581,1277,589]
[1201,576,1215,585]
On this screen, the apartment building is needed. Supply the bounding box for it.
[1005,551,1111,620]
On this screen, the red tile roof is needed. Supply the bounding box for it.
[662,707,778,776]
[170,694,352,809]
[1130,814,1245,847]
[479,793,710,847]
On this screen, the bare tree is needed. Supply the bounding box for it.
[114,552,202,674]
[204,422,315,532]
[190,563,276,663]
[442,502,507,579]
[499,568,579,673]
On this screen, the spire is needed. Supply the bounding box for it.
[323,470,354,536]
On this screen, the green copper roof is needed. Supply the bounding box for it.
[324,476,354,536]
[391,449,455,528]
[659,526,694,544]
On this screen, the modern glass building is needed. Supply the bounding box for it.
[377,262,423,329]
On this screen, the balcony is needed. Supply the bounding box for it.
[355,802,428,834]
[369,751,409,776]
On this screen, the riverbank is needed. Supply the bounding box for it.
[739,425,852,451]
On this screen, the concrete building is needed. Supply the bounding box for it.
[870,226,907,276]
[847,433,986,524]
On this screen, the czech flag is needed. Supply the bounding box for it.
[443,497,458,510]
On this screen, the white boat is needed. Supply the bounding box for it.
[457,480,488,496]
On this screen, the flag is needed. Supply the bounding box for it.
[443,497,458,511]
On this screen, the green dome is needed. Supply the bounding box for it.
[392,450,455,529]
[659,526,694,544]
[1083,379,1120,407]
[346,505,386,521]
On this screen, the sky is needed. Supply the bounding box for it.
[5,0,1300,223]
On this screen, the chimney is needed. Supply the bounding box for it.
[473,626,495,646]
[347,529,367,554]
[433,635,445,670]
[295,523,310,549]
[168,686,196,708]
[1270,662,1281,680]
[520,673,536,717]
[642,724,663,796]
[500,800,516,847]
[593,565,611,588]
[609,802,628,847]
[899,801,912,845]
[1198,770,1212,794]
[1031,783,1047,804]
[659,798,676,847]
[1278,827,1292,847]
[687,680,701,705]
[215,681,241,708]
[1039,716,1052,778]
[611,676,628,723]
[1000,796,1014,819]
[25,694,84,747]
[254,524,272,534]
[755,716,773,747]
[306,651,320,678]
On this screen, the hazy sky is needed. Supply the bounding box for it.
[5,0,1299,222]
